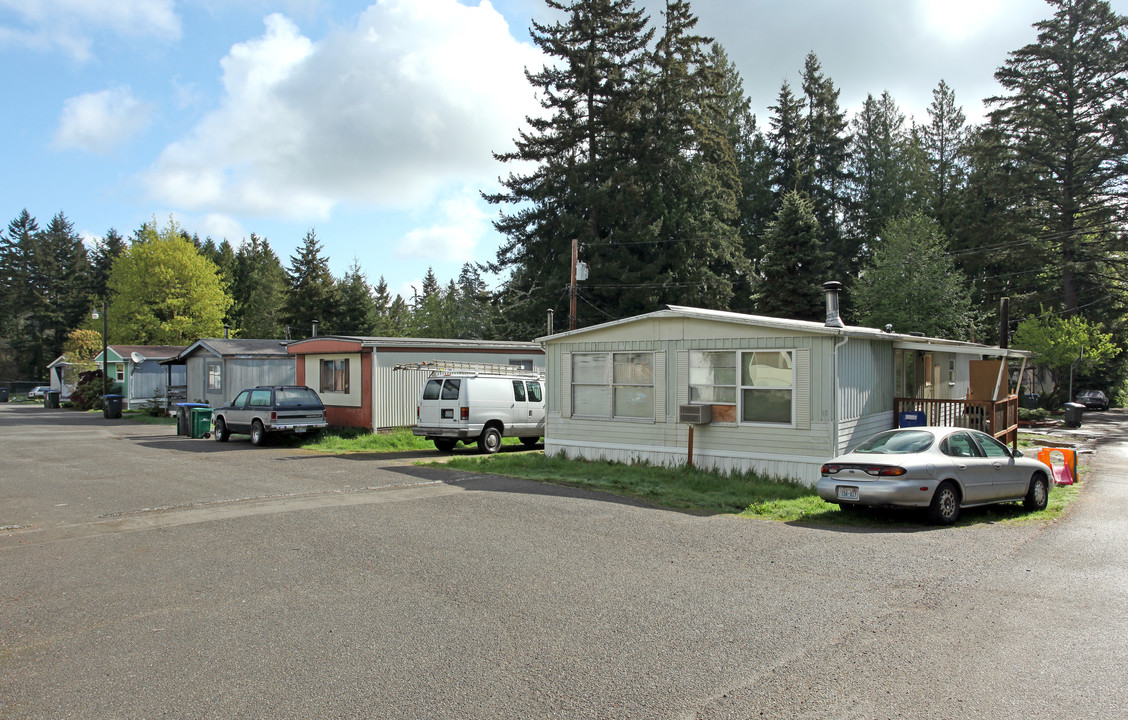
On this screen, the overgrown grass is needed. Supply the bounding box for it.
[121,410,176,425]
[435,453,819,516]
[298,427,524,454]
[431,452,1081,526]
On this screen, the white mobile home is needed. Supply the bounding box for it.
[539,291,1028,485]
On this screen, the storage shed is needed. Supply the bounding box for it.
[538,292,1028,486]
[286,336,545,430]
[170,339,295,407]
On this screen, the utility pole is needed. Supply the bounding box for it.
[570,238,578,331]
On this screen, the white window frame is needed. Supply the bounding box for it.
[206,362,222,393]
[571,351,655,420]
[740,350,796,427]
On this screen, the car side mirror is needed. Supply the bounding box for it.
[1011,448,1024,459]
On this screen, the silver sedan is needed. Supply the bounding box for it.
[817,427,1051,524]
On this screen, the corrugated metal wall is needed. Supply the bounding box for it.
[374,351,546,429]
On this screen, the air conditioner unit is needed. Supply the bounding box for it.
[678,404,712,424]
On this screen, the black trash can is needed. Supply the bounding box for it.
[45,390,61,409]
[103,394,123,419]
[0,388,9,402]
[1063,402,1084,428]
[1021,393,1040,409]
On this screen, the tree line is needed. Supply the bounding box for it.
[0,214,500,380]
[3,0,1127,397]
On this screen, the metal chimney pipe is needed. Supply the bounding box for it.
[823,281,844,328]
[223,324,230,339]
[312,320,319,338]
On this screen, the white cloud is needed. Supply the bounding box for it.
[53,87,152,154]
[145,0,544,222]
[397,190,491,262]
[0,0,180,61]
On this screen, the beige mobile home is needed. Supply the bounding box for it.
[539,295,1028,485]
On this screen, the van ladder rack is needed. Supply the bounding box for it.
[392,360,544,378]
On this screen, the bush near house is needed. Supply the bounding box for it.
[70,370,122,411]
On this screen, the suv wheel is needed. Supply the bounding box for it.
[250,420,267,446]
[214,417,230,442]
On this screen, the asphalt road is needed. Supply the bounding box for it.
[1,404,1126,719]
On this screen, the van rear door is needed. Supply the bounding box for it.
[420,377,463,427]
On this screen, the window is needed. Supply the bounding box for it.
[423,379,442,400]
[526,381,542,403]
[319,358,349,394]
[741,351,794,424]
[512,380,526,401]
[571,352,654,419]
[440,378,461,400]
[689,351,737,405]
[975,432,1011,459]
[509,359,534,371]
[115,364,125,382]
[207,362,222,392]
[941,432,980,458]
[232,391,249,408]
[249,389,272,407]
[895,349,916,398]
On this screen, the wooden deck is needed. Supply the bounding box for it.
[894,395,1020,448]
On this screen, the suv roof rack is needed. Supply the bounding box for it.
[393,360,544,379]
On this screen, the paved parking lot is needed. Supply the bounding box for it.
[2,403,1127,718]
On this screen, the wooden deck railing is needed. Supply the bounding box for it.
[893,395,1020,448]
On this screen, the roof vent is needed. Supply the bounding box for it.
[823,281,844,329]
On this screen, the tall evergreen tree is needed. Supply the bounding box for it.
[798,52,853,271]
[623,0,751,312]
[89,228,126,302]
[988,0,1128,315]
[284,229,338,338]
[486,0,653,335]
[847,91,917,256]
[20,212,91,375]
[230,234,287,338]
[1,211,40,377]
[921,79,968,236]
[335,259,377,335]
[755,191,830,321]
[768,81,805,197]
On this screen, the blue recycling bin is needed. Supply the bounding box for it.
[899,410,926,427]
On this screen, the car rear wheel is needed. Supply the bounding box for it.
[477,426,502,454]
[928,481,961,525]
[214,417,230,442]
[1024,474,1049,511]
[250,420,267,446]
[433,438,457,452]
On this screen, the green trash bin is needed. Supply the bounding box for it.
[189,407,213,439]
[45,390,61,409]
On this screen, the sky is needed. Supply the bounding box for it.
[2,0,1124,303]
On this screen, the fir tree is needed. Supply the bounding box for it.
[988,0,1128,314]
[755,191,830,321]
[921,80,968,236]
[284,229,338,338]
[335,259,377,336]
[231,234,287,338]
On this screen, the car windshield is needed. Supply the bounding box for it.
[854,430,934,454]
[274,388,321,408]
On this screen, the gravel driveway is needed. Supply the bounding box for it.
[2,404,1126,719]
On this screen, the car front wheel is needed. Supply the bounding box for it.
[214,417,230,442]
[250,420,267,446]
[1024,474,1049,511]
[928,481,961,525]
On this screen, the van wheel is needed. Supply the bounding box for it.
[434,438,457,453]
[520,437,541,448]
[478,426,502,454]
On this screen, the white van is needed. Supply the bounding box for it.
[412,369,546,453]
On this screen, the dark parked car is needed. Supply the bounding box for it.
[1074,389,1109,411]
[817,427,1051,525]
[212,386,327,445]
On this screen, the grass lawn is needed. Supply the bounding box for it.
[298,427,525,454]
[432,451,1081,527]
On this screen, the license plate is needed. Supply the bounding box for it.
[837,486,859,500]
[295,427,308,433]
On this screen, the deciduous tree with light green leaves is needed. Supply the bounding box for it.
[106,218,232,344]
[852,214,973,339]
[1013,311,1120,404]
